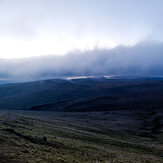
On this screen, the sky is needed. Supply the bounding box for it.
[0,0,163,79]
[1,0,163,58]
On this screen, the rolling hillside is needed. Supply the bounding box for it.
[0,77,163,112]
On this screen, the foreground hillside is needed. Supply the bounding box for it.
[0,110,163,163]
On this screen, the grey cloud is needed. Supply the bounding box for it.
[0,41,163,80]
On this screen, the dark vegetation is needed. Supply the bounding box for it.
[0,76,163,112]
[0,76,163,162]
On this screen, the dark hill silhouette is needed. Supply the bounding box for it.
[0,76,163,112]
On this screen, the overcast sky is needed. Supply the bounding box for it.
[0,0,163,79]
[1,0,163,58]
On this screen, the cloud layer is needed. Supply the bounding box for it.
[0,41,163,80]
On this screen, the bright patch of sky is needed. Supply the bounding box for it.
[0,0,163,58]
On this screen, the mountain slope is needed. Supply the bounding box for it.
[0,77,163,111]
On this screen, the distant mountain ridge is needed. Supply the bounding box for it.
[0,76,163,111]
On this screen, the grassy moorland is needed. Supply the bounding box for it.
[0,109,163,163]
[0,77,163,162]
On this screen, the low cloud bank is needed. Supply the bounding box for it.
[0,41,163,80]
